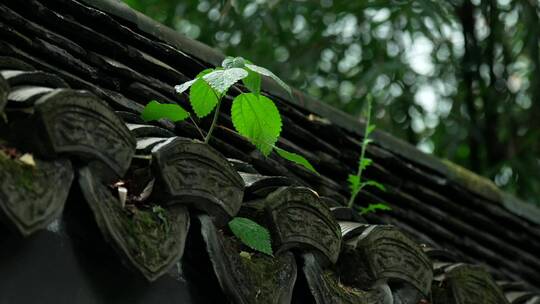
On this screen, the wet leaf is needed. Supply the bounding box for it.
[228,217,273,256]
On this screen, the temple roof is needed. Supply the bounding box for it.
[0,0,539,303]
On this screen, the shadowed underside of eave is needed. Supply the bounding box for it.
[0,0,539,303]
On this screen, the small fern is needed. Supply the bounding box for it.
[228,217,273,256]
[347,95,391,214]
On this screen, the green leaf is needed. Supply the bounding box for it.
[359,203,392,215]
[222,57,234,68]
[359,157,373,171]
[362,180,386,191]
[189,78,219,118]
[202,68,248,95]
[245,63,291,95]
[275,146,318,174]
[175,79,197,95]
[242,67,262,94]
[141,100,189,122]
[348,174,360,194]
[231,93,282,156]
[222,56,246,68]
[228,217,273,256]
[175,68,214,95]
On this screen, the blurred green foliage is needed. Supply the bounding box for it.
[124,0,540,206]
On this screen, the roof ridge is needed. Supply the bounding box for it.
[1,0,540,296]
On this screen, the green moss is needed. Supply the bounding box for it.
[124,205,172,267]
[0,150,37,192]
[442,159,502,202]
[323,270,368,302]
[222,234,290,304]
[241,252,282,281]
[226,234,280,276]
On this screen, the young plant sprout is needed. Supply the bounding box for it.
[141,56,320,255]
[141,56,316,174]
[347,95,391,215]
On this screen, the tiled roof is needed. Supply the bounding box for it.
[0,0,539,303]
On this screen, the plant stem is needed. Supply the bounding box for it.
[189,115,206,141]
[348,96,373,208]
[205,97,222,143]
